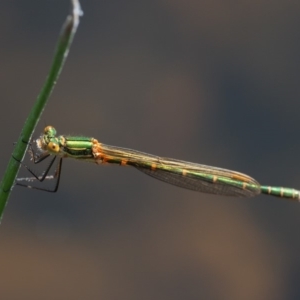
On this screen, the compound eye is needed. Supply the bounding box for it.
[44,126,57,137]
[47,142,60,153]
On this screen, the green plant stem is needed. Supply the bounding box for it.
[0,0,83,222]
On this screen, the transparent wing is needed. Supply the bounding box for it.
[101,144,261,197]
[135,163,260,197]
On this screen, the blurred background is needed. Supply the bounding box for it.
[1,0,300,299]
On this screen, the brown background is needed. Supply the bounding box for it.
[1,1,300,299]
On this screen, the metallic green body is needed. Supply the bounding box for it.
[34,126,300,201]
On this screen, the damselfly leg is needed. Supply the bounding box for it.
[14,140,62,192]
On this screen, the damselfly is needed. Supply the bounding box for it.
[16,126,300,200]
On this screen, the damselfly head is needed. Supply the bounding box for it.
[35,126,59,153]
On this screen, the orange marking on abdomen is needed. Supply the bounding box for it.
[101,155,116,164]
[121,159,128,166]
[182,169,187,176]
[101,155,109,163]
[151,163,157,171]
